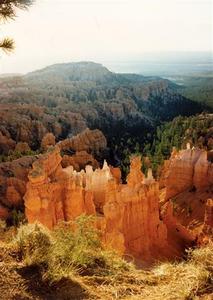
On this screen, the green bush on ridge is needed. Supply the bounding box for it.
[13,215,131,282]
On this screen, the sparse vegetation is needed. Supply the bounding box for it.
[0,149,39,163]
[0,217,208,299]
[13,216,131,283]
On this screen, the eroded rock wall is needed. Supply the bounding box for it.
[165,148,213,200]
[0,129,107,221]
[24,149,202,262]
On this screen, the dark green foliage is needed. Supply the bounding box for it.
[11,209,26,226]
[178,76,213,110]
[0,1,33,20]
[142,114,213,176]
[115,114,213,179]
[0,149,38,163]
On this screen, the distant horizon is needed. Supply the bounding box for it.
[0,0,212,74]
[0,51,212,77]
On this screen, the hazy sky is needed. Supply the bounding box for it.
[0,0,212,73]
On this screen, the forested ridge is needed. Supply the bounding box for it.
[178,75,213,109]
[0,62,211,175]
[109,114,213,178]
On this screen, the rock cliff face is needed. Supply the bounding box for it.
[196,198,213,245]
[24,147,211,263]
[24,147,96,228]
[0,129,107,221]
[161,146,213,247]
[59,128,106,173]
[164,147,213,200]
[0,129,106,224]
[1,141,211,262]
[61,152,99,171]
[58,128,107,155]
[203,199,213,238]
[204,198,213,225]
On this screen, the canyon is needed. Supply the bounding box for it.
[0,129,106,220]
[0,63,212,264]
[0,126,212,262]
[0,62,204,158]
[22,140,213,263]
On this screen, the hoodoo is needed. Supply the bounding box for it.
[23,144,212,262]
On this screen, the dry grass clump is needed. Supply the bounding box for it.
[13,222,52,266]
[11,219,213,300]
[82,244,213,300]
[188,243,213,273]
[139,262,209,300]
[127,243,213,300]
[13,215,132,284]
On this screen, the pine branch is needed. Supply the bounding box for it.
[0,1,34,54]
[0,0,33,20]
[0,37,14,52]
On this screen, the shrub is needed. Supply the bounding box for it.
[14,223,52,266]
[51,215,101,269]
[13,215,132,282]
[10,221,213,299]
[48,215,131,280]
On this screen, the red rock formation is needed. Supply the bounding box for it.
[161,147,213,249]
[61,151,99,171]
[203,199,213,236]
[24,147,96,228]
[0,129,107,223]
[58,128,107,155]
[101,158,195,262]
[127,156,144,188]
[5,178,26,207]
[165,147,213,200]
[101,180,125,254]
[194,151,211,190]
[0,204,10,220]
[84,161,113,211]
[24,151,198,263]
[161,201,195,256]
[109,167,121,184]
[197,198,213,245]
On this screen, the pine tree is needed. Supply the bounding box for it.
[0,0,33,52]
